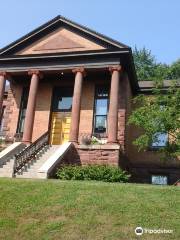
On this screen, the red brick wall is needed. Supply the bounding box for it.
[3,82,22,140]
[125,74,180,184]
[32,82,52,141]
[79,79,95,140]
[3,81,52,142]
[117,72,130,150]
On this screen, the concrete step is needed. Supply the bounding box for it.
[0,159,14,166]
[0,169,12,173]
[0,158,14,178]
[0,143,56,179]
[1,164,14,169]
[16,172,46,179]
[16,145,60,179]
[0,173,13,177]
[1,169,13,172]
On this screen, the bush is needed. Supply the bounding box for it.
[56,165,130,183]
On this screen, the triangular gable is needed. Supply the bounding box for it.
[0,15,129,56]
[35,33,83,50]
[17,27,105,55]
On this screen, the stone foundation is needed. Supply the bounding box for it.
[57,144,120,169]
[76,144,120,166]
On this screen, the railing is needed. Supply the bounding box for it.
[13,131,49,174]
[174,179,180,186]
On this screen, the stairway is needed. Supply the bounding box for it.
[0,131,72,179]
[0,142,26,178]
[15,145,60,179]
[0,158,14,177]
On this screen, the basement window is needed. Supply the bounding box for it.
[151,175,168,185]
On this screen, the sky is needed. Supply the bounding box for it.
[0,0,179,64]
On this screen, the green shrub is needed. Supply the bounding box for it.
[56,165,130,183]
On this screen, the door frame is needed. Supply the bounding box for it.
[48,86,73,144]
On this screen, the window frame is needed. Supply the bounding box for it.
[149,104,169,150]
[52,87,73,112]
[93,85,109,135]
[150,132,169,149]
[0,106,6,132]
[151,174,168,185]
[16,87,29,134]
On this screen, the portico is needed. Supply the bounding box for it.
[0,65,122,146]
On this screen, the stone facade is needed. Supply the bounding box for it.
[56,143,120,168]
[77,145,120,166]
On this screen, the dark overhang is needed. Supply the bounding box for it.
[138,80,180,93]
[0,49,138,93]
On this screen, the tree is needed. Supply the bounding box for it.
[133,47,180,81]
[128,80,180,159]
[154,63,170,81]
[133,47,156,81]
[167,59,180,80]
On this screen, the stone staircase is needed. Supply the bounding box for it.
[0,158,14,177]
[0,132,72,179]
[0,142,26,178]
[15,145,60,179]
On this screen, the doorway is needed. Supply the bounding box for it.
[50,87,73,145]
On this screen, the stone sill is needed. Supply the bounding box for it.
[77,144,120,150]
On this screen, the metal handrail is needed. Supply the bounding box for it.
[13,131,49,174]
[174,179,180,186]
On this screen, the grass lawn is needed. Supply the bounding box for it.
[0,179,179,240]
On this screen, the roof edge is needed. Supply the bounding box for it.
[138,80,180,92]
[0,16,60,55]
[0,15,130,55]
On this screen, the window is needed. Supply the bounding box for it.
[0,106,5,132]
[151,105,168,148]
[151,132,168,148]
[17,88,29,133]
[151,175,168,185]
[52,88,73,112]
[93,86,109,134]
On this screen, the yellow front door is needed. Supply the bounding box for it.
[50,112,71,145]
[50,87,73,145]
[62,116,71,143]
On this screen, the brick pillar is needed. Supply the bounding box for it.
[69,67,85,143]
[0,72,7,116]
[22,70,41,144]
[107,65,122,143]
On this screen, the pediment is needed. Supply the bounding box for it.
[0,15,129,56]
[16,27,105,55]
